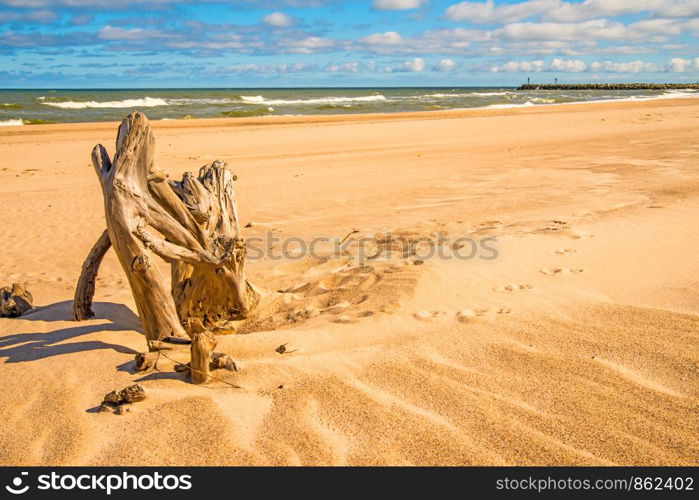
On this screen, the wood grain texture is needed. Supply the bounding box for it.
[75,112,259,353]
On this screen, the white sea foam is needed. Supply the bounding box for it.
[575,90,699,106]
[483,89,699,110]
[239,95,266,103]
[421,93,463,98]
[168,97,234,105]
[42,96,169,109]
[420,91,513,99]
[471,91,514,96]
[0,119,23,126]
[654,90,698,99]
[239,94,387,106]
[485,101,536,109]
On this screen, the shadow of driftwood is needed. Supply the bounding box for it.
[134,370,239,390]
[19,300,142,331]
[0,301,141,363]
[134,371,189,383]
[116,359,137,374]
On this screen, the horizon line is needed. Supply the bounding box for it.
[1,82,697,91]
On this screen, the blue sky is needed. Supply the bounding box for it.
[1,0,698,87]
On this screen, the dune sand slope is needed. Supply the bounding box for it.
[0,99,697,465]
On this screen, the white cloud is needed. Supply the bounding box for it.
[348,17,698,57]
[435,58,456,71]
[406,57,425,71]
[490,59,545,72]
[166,33,243,50]
[278,36,335,53]
[446,0,545,23]
[494,18,696,42]
[385,57,426,72]
[667,57,692,72]
[99,25,172,41]
[0,9,56,23]
[497,19,625,41]
[490,57,699,74]
[373,0,426,10]
[549,57,586,71]
[445,0,699,24]
[360,31,404,45]
[262,11,295,28]
[326,61,361,72]
[224,62,316,74]
[490,58,557,72]
[589,60,660,72]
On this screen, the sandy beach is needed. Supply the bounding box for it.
[0,98,697,466]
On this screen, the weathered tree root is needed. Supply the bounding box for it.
[134,351,160,372]
[100,384,146,414]
[0,283,33,318]
[174,351,238,378]
[72,112,259,355]
[190,331,217,384]
[73,230,111,321]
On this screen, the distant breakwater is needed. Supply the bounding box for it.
[518,83,699,90]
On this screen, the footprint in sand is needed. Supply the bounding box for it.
[455,307,510,323]
[380,303,400,313]
[568,229,594,240]
[281,292,303,304]
[356,294,369,304]
[383,262,409,274]
[279,281,311,293]
[540,267,584,275]
[286,307,320,322]
[495,283,532,293]
[322,300,350,313]
[539,220,568,232]
[456,308,489,322]
[334,314,358,324]
[413,310,448,321]
[553,248,578,255]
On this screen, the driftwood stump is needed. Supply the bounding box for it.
[190,331,217,384]
[169,165,260,333]
[73,230,111,320]
[73,112,259,354]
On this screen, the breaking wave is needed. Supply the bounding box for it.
[485,101,536,109]
[423,91,513,98]
[42,97,169,109]
[0,119,24,126]
[238,94,387,106]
